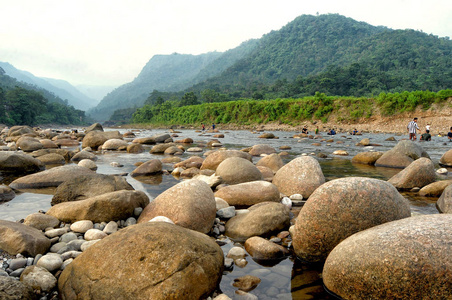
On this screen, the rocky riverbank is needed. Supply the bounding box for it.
[0,123,451,299]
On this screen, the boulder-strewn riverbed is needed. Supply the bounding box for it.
[0,124,451,299]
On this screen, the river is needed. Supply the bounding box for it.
[0,128,449,299]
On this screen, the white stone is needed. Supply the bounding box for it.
[289,194,303,200]
[45,227,69,238]
[437,168,448,174]
[70,220,94,233]
[78,159,97,171]
[281,197,292,209]
[226,246,246,259]
[84,229,107,241]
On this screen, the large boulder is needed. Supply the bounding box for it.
[248,144,277,156]
[439,149,452,167]
[20,265,57,294]
[214,181,280,208]
[0,220,51,256]
[138,180,216,234]
[131,136,156,145]
[0,276,36,300]
[30,149,74,162]
[351,151,384,165]
[24,213,59,231]
[46,190,149,223]
[323,214,452,300]
[58,222,224,300]
[255,153,284,172]
[152,133,171,143]
[84,123,104,133]
[101,138,128,150]
[130,159,162,177]
[244,236,289,261]
[215,157,263,185]
[272,156,325,198]
[71,150,97,162]
[36,153,66,165]
[52,174,134,205]
[82,131,122,150]
[292,177,411,262]
[0,185,15,202]
[200,150,252,171]
[225,202,290,241]
[0,151,44,175]
[16,136,44,152]
[388,157,436,190]
[437,184,452,213]
[375,140,429,168]
[419,179,452,197]
[7,125,35,137]
[9,165,94,190]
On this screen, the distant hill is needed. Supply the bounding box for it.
[90,13,452,123]
[75,84,117,102]
[0,62,97,110]
[0,67,86,126]
[87,39,259,121]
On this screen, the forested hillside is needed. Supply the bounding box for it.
[0,62,97,110]
[102,13,452,124]
[88,39,259,121]
[0,68,86,126]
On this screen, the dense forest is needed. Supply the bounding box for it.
[101,14,451,124]
[0,67,87,126]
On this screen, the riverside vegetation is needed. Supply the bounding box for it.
[131,89,452,127]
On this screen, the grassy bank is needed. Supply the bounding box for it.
[131,90,452,128]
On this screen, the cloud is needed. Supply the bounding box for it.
[1,0,451,86]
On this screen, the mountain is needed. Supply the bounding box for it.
[91,13,452,122]
[0,62,97,110]
[75,84,117,102]
[88,39,259,121]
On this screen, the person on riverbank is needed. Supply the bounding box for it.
[426,123,431,133]
[315,126,319,134]
[327,128,336,135]
[201,123,205,131]
[212,123,216,130]
[448,127,452,142]
[407,117,420,140]
[302,125,308,134]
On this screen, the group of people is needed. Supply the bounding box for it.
[406,117,452,142]
[201,123,215,131]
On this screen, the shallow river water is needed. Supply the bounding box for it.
[1,128,450,299]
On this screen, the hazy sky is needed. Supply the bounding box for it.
[1,0,451,87]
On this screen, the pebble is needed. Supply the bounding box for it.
[103,221,118,234]
[9,267,24,277]
[0,269,8,276]
[217,207,236,219]
[70,220,93,233]
[45,227,69,238]
[124,217,137,227]
[9,258,27,271]
[149,216,174,224]
[50,242,67,253]
[227,247,247,259]
[133,207,143,217]
[224,258,234,269]
[84,229,107,241]
[37,254,63,272]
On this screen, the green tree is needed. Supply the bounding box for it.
[5,86,47,125]
[180,92,199,106]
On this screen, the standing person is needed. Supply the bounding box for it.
[426,123,431,133]
[315,126,319,135]
[201,123,205,131]
[448,127,452,142]
[212,123,215,130]
[407,117,420,140]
